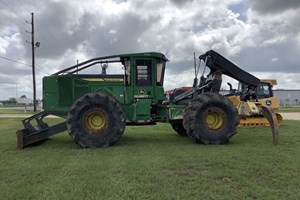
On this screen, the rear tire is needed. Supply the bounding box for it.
[66,93,126,148]
[183,93,239,144]
[170,120,187,136]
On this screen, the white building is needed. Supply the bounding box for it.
[17,97,33,105]
[274,90,300,107]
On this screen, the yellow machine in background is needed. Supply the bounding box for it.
[227,79,283,127]
[256,79,280,108]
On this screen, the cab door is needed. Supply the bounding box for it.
[132,58,155,121]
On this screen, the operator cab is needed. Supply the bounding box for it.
[120,52,168,122]
[238,81,274,100]
[122,53,166,89]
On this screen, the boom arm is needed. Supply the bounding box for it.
[172,50,260,103]
[199,50,260,87]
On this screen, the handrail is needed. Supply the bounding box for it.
[53,55,122,75]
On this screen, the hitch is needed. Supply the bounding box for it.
[16,111,67,149]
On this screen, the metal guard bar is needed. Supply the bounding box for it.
[53,55,122,75]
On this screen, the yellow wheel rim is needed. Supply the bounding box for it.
[204,108,224,130]
[83,108,108,134]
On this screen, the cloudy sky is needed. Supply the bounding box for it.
[0,0,300,100]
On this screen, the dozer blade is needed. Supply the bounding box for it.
[16,111,67,149]
[239,117,273,127]
[238,113,282,127]
[260,105,279,145]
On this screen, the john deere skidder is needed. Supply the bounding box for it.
[16,50,278,149]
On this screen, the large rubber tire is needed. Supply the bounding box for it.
[183,93,239,144]
[66,93,126,148]
[169,99,189,137]
[170,120,187,136]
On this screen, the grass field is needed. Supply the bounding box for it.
[0,118,299,200]
[0,109,35,114]
[279,106,300,112]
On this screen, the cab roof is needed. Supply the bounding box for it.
[119,52,168,61]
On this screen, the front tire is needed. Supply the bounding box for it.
[66,93,126,148]
[183,93,239,144]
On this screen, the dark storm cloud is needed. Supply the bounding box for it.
[87,13,161,56]
[0,59,30,84]
[0,73,17,84]
[231,38,300,73]
[113,0,128,3]
[24,1,84,59]
[19,1,161,60]
[168,60,194,74]
[170,0,194,7]
[250,0,300,14]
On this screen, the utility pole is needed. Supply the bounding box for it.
[26,12,39,112]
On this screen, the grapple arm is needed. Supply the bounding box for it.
[261,106,279,145]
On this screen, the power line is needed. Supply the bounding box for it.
[0,1,52,75]
[15,0,81,67]
[0,0,62,70]
[0,11,27,32]
[0,0,28,31]
[1,0,81,72]
[35,62,51,75]
[14,0,31,13]
[0,55,49,75]
[14,0,79,66]
[0,55,31,67]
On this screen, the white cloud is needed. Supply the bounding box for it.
[0,37,8,54]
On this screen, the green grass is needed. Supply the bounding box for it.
[279,106,300,112]
[0,109,35,114]
[1,118,299,200]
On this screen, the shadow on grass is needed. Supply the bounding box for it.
[19,134,79,150]
[25,133,247,150]
[19,132,193,150]
[119,132,191,144]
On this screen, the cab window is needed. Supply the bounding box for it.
[136,60,152,86]
[156,59,165,86]
[256,83,272,98]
